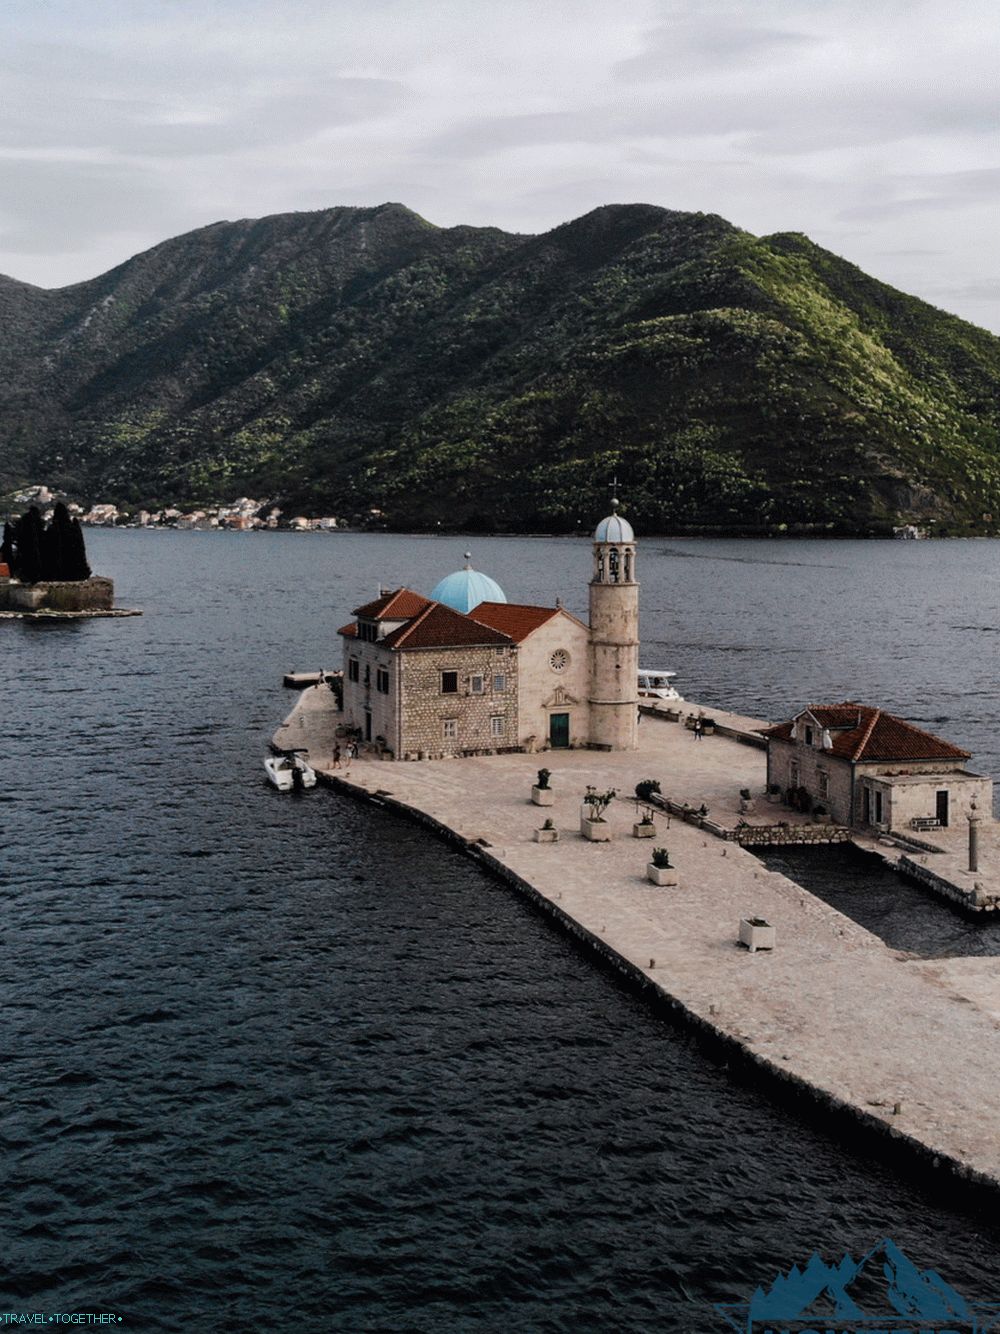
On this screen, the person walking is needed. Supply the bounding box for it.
[332,743,341,769]
[693,717,703,742]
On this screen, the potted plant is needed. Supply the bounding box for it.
[580,786,616,841]
[633,808,656,838]
[533,816,559,843]
[701,717,716,736]
[635,779,661,803]
[812,804,830,825]
[532,767,554,806]
[739,787,755,814]
[739,917,776,952]
[766,783,782,805]
[647,846,679,886]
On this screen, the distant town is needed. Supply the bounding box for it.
[3,485,349,532]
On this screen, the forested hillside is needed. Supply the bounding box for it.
[2,201,998,533]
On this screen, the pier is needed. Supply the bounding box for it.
[273,684,1000,1187]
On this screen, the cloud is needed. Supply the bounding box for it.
[0,0,995,330]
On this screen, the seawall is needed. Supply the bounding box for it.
[273,685,1000,1192]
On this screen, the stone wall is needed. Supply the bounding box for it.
[767,737,853,822]
[735,823,851,847]
[398,644,519,759]
[341,637,399,752]
[0,576,113,612]
[515,611,591,750]
[856,766,991,833]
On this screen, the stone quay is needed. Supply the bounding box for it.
[273,683,1000,1188]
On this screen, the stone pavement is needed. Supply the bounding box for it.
[273,686,1000,1185]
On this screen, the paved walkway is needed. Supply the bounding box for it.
[274,686,1000,1186]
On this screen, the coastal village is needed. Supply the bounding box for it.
[271,500,1000,1186]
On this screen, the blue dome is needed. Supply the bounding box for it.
[594,512,635,543]
[430,557,507,613]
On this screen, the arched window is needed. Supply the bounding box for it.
[608,547,620,582]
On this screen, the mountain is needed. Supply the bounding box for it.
[1,201,999,534]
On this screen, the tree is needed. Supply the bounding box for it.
[65,518,91,580]
[14,507,44,583]
[0,522,13,572]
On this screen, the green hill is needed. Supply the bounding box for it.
[1,201,998,534]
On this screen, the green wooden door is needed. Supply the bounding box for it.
[549,713,570,748]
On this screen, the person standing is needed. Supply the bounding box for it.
[693,717,703,742]
[332,743,341,769]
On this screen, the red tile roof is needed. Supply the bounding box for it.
[352,587,432,620]
[764,703,970,763]
[470,601,561,642]
[381,601,514,650]
[337,621,357,638]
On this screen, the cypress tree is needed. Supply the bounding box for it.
[66,517,91,580]
[0,521,13,572]
[48,502,75,579]
[15,507,44,583]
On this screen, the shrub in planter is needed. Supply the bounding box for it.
[533,816,559,843]
[635,779,661,803]
[633,810,656,838]
[647,846,678,886]
[536,768,551,790]
[532,767,555,806]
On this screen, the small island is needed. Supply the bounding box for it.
[0,503,135,618]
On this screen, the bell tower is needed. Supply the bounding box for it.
[588,497,639,750]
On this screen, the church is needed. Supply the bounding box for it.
[338,502,640,760]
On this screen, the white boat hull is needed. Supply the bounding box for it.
[265,754,317,791]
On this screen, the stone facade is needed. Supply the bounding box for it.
[338,505,642,761]
[342,636,519,759]
[767,706,993,833]
[397,645,518,759]
[855,766,991,832]
[513,611,591,751]
[0,576,113,612]
[768,737,854,821]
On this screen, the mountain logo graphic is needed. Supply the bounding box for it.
[715,1238,1000,1333]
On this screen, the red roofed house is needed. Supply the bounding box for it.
[763,703,992,833]
[337,504,640,760]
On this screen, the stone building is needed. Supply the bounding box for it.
[338,503,640,760]
[764,703,992,832]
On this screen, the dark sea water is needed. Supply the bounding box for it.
[3,529,1000,1332]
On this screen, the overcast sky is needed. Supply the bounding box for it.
[2,0,997,331]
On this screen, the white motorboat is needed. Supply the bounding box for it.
[265,750,318,791]
[638,669,682,701]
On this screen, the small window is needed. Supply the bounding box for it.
[470,675,484,695]
[348,658,359,683]
[443,718,458,740]
[490,715,505,738]
[358,621,377,643]
[441,671,458,694]
[376,668,389,695]
[804,726,813,746]
[818,770,829,797]
[493,674,506,693]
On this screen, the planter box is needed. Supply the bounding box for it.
[702,724,715,736]
[581,818,612,842]
[739,918,775,952]
[533,827,559,843]
[766,792,782,804]
[531,786,554,806]
[647,863,679,886]
[633,821,656,838]
[739,798,756,814]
